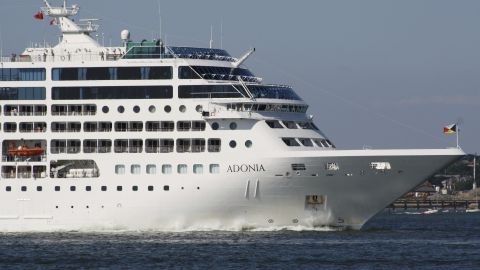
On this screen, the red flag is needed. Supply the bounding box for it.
[34,11,44,20]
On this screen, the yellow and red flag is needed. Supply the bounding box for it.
[443,124,457,134]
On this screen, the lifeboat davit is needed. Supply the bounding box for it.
[7,147,45,156]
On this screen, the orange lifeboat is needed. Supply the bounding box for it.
[8,146,45,156]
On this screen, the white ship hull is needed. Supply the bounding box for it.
[0,149,462,231]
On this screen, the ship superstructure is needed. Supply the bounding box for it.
[0,1,464,231]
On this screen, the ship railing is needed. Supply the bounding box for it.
[50,147,81,154]
[1,155,46,162]
[83,147,112,154]
[207,146,221,152]
[113,147,143,153]
[145,146,174,153]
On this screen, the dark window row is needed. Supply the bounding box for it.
[2,104,47,116]
[178,66,255,81]
[222,103,308,113]
[52,66,172,81]
[51,104,96,115]
[4,185,169,192]
[178,85,247,99]
[52,86,173,100]
[0,87,46,100]
[2,122,47,133]
[266,120,319,130]
[249,85,301,100]
[0,68,46,81]
[282,137,335,148]
[50,138,221,154]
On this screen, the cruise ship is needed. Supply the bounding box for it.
[0,1,464,231]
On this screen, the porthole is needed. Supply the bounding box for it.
[164,105,171,113]
[117,106,125,113]
[102,106,109,113]
[211,122,219,130]
[149,105,156,113]
[70,186,76,191]
[86,186,92,191]
[229,122,237,130]
[101,186,107,191]
[133,105,140,113]
[132,186,138,191]
[148,186,154,191]
[245,140,252,148]
[117,186,123,191]
[55,186,60,191]
[229,140,237,148]
[195,105,203,113]
[164,185,169,191]
[5,186,11,192]
[179,105,186,113]
[21,186,27,192]
[37,186,42,192]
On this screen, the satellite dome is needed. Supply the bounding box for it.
[121,29,130,41]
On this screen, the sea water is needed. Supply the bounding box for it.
[0,211,479,269]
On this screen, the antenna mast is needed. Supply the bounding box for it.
[157,0,162,40]
[209,25,213,48]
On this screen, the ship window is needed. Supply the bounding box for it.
[67,140,81,154]
[83,140,97,153]
[19,122,33,133]
[164,105,171,113]
[193,164,203,174]
[133,106,140,113]
[229,140,237,148]
[179,105,187,113]
[51,140,67,154]
[192,121,206,131]
[178,85,246,99]
[86,186,92,191]
[70,186,76,191]
[36,186,42,192]
[177,121,191,131]
[129,139,143,153]
[102,106,109,113]
[208,139,221,152]
[178,66,202,79]
[149,105,156,113]
[160,139,174,153]
[84,122,98,132]
[211,122,219,130]
[326,162,340,171]
[162,164,172,174]
[17,166,32,178]
[132,186,138,191]
[1,166,16,178]
[193,139,206,152]
[248,85,302,101]
[6,186,11,192]
[33,166,47,178]
[326,140,336,148]
[163,185,169,191]
[131,164,141,175]
[3,122,17,132]
[52,67,172,80]
[148,186,154,191]
[115,165,125,175]
[266,120,283,129]
[52,86,173,100]
[282,121,298,129]
[21,186,27,192]
[117,186,123,191]
[245,140,253,148]
[55,186,60,191]
[0,68,46,81]
[146,121,174,132]
[0,87,46,100]
[101,186,107,191]
[177,164,188,174]
[312,139,325,148]
[282,138,300,147]
[209,164,220,174]
[145,139,160,153]
[118,106,125,113]
[146,164,157,174]
[299,138,314,147]
[229,122,237,130]
[176,139,191,153]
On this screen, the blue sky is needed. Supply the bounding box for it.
[1,0,479,153]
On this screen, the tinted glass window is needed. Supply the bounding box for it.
[52,86,173,100]
[178,85,246,99]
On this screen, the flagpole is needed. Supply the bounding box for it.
[456,125,459,148]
